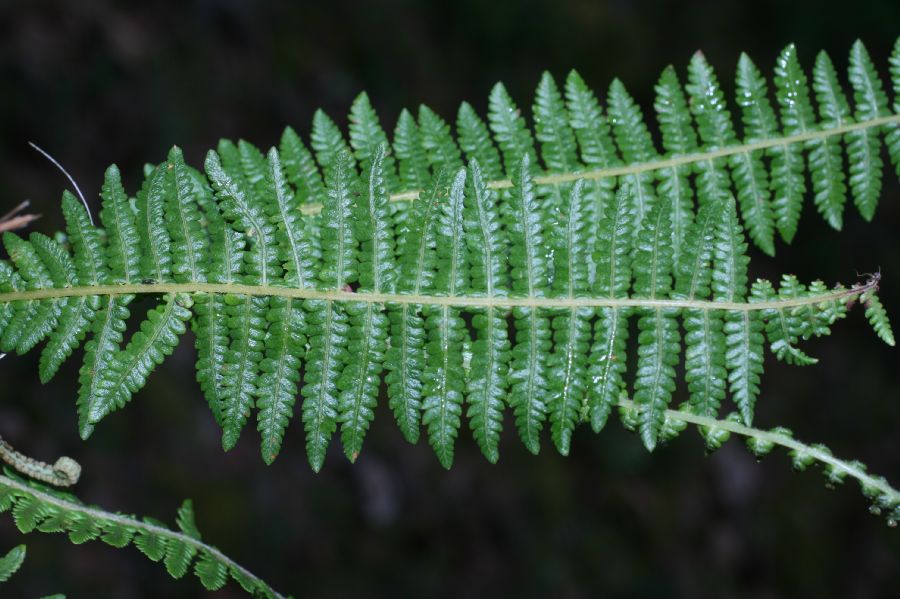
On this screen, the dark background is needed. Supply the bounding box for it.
[1,1,899,597]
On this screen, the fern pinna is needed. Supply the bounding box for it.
[0,39,898,495]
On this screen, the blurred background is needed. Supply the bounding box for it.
[1,1,899,597]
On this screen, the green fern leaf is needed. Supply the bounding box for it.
[90,294,193,425]
[349,92,399,189]
[135,166,173,283]
[0,544,26,582]
[809,51,851,230]
[206,151,280,450]
[311,109,355,176]
[257,296,305,464]
[713,199,762,425]
[134,522,167,562]
[0,235,60,355]
[685,53,735,208]
[632,192,679,451]
[887,37,900,174]
[29,232,96,384]
[6,233,64,353]
[861,289,895,347]
[418,104,463,175]
[164,538,197,579]
[215,139,245,186]
[338,145,393,461]
[194,550,228,591]
[772,44,814,243]
[12,494,52,533]
[548,180,591,455]
[302,151,358,471]
[67,514,101,544]
[457,101,504,180]
[505,154,551,454]
[534,71,580,175]
[393,108,432,190]
[255,148,315,461]
[751,279,818,366]
[76,297,129,439]
[422,168,468,468]
[192,198,244,426]
[385,172,446,444]
[653,65,697,258]
[165,147,209,283]
[464,160,509,462]
[176,499,202,540]
[564,70,619,170]
[607,78,657,225]
[100,521,135,548]
[279,126,325,205]
[847,39,890,220]
[99,164,142,283]
[237,140,270,197]
[587,183,636,432]
[488,82,536,174]
[564,70,618,271]
[676,200,727,417]
[0,36,897,475]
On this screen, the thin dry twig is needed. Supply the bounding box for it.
[0,200,41,233]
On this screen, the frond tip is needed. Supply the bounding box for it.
[616,398,900,526]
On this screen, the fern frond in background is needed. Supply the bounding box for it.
[0,543,26,583]
[0,470,285,598]
[0,38,897,502]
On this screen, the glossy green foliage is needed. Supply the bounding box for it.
[422,169,468,468]
[0,37,896,470]
[0,475,281,597]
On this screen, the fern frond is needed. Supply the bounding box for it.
[615,399,900,526]
[0,36,896,480]
[0,473,284,597]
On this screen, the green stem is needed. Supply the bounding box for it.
[617,398,900,512]
[0,278,875,312]
[299,113,900,212]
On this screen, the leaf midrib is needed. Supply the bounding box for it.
[0,280,873,312]
[298,113,900,213]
